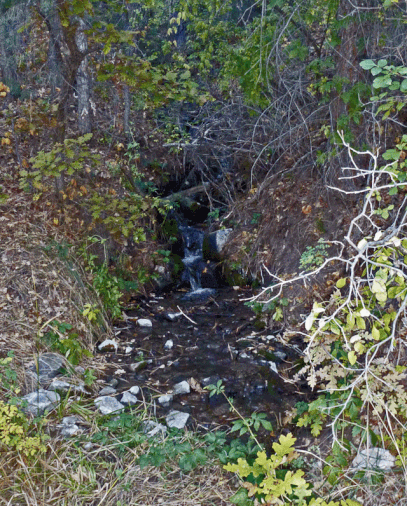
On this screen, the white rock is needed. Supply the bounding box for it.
[94,396,124,415]
[164,339,174,350]
[165,312,182,322]
[125,346,133,354]
[129,386,140,396]
[48,380,87,395]
[269,361,278,374]
[158,394,173,407]
[137,319,152,327]
[352,448,395,471]
[98,339,118,352]
[166,410,190,429]
[173,380,190,395]
[121,391,138,406]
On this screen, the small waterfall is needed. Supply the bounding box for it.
[179,225,216,300]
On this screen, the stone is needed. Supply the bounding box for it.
[165,312,182,322]
[125,346,133,354]
[121,391,138,406]
[83,442,94,451]
[203,229,232,261]
[62,416,80,425]
[137,319,152,327]
[99,386,117,396]
[98,339,118,352]
[352,448,395,471]
[60,425,80,437]
[269,361,278,374]
[164,339,174,350]
[166,410,190,429]
[274,351,287,361]
[94,396,124,415]
[48,380,87,395]
[20,389,61,416]
[129,386,140,396]
[157,394,173,407]
[130,361,147,373]
[144,421,167,439]
[173,380,190,395]
[26,353,66,387]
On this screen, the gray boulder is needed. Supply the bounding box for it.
[120,391,138,406]
[173,380,190,395]
[166,410,190,429]
[352,448,395,471]
[20,389,61,416]
[94,396,124,415]
[26,353,66,388]
[203,229,232,261]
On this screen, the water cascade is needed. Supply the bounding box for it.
[179,225,216,300]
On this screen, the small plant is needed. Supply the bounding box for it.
[0,401,47,457]
[0,352,20,400]
[299,239,330,271]
[39,321,92,366]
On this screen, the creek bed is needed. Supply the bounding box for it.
[99,287,310,432]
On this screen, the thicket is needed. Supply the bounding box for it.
[2,0,407,505]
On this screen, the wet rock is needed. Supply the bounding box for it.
[94,396,124,415]
[98,339,118,352]
[20,389,61,416]
[165,312,182,322]
[164,339,174,350]
[99,386,117,396]
[166,410,190,429]
[129,386,140,396]
[158,394,173,407]
[203,229,233,261]
[274,351,287,361]
[48,380,87,395]
[130,361,147,373]
[26,353,66,388]
[144,420,167,439]
[352,448,395,471]
[173,380,190,395]
[121,391,138,406]
[137,319,152,327]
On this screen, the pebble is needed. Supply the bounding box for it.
[94,396,124,415]
[121,391,138,406]
[157,394,173,407]
[99,386,116,396]
[137,319,152,327]
[164,339,174,350]
[129,386,140,396]
[173,380,190,395]
[165,312,182,322]
[166,410,190,429]
[125,346,133,354]
[98,339,118,352]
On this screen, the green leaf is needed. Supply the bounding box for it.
[229,488,251,506]
[348,351,357,365]
[373,75,392,89]
[377,59,388,68]
[401,79,407,93]
[360,60,376,70]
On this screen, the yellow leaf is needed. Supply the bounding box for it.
[348,351,357,365]
[372,326,381,340]
[336,278,347,288]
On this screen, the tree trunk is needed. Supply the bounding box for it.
[75,18,92,135]
[123,83,131,140]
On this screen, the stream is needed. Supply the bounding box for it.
[98,225,310,433]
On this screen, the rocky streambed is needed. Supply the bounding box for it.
[95,286,308,431]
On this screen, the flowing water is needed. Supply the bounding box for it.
[99,225,310,433]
